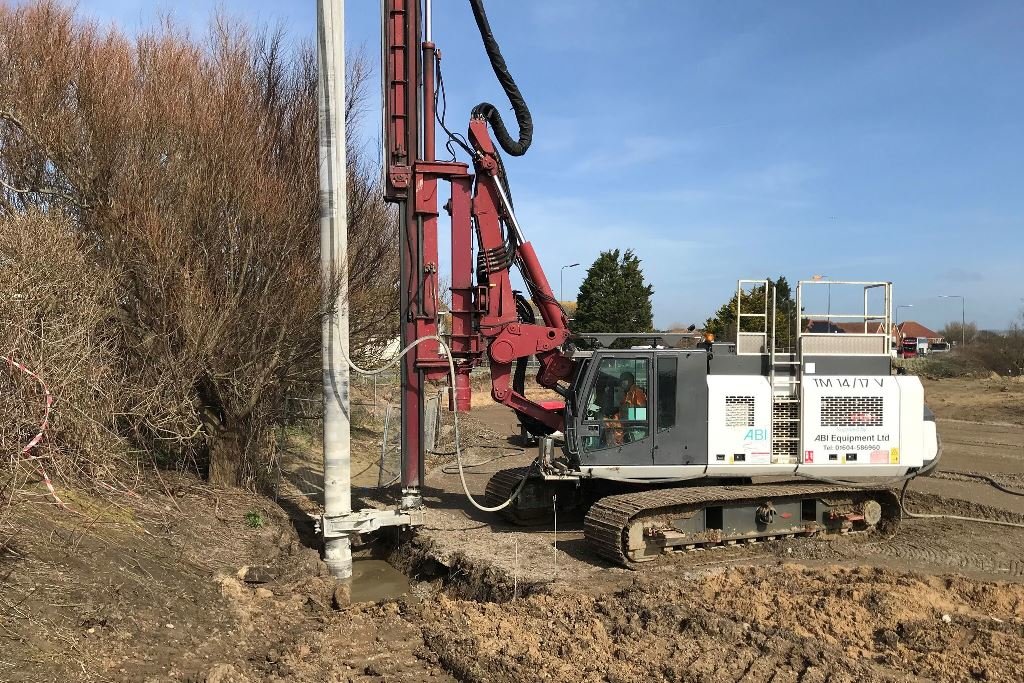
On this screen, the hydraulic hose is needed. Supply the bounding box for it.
[511,291,556,438]
[511,292,534,397]
[468,0,533,156]
[790,437,1024,529]
[934,470,1024,497]
[334,333,533,512]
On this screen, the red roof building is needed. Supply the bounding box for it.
[893,321,941,343]
[804,320,886,334]
[834,321,887,335]
[804,320,943,344]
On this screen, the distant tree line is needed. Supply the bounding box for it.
[704,277,796,350]
[962,322,1024,377]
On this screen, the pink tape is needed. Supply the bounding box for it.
[4,352,64,508]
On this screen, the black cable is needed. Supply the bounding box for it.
[934,470,1024,497]
[440,449,524,474]
[467,0,533,156]
[515,257,569,320]
[435,56,473,160]
[430,443,523,457]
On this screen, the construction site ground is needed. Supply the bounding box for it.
[3,376,1024,682]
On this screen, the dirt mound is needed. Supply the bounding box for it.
[421,564,1024,683]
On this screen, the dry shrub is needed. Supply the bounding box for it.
[0,211,139,527]
[0,1,398,487]
[967,327,1024,377]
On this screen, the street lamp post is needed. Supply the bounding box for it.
[939,295,966,347]
[895,304,914,346]
[560,262,580,302]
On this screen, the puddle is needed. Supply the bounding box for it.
[349,559,411,603]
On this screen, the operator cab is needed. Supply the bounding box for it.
[567,346,710,469]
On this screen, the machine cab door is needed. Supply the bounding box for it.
[575,352,654,466]
[652,350,708,466]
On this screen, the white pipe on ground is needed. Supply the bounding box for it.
[317,0,352,580]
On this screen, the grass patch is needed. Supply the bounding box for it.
[244,509,265,529]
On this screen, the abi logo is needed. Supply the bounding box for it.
[743,428,768,441]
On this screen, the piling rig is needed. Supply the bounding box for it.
[322,0,940,566]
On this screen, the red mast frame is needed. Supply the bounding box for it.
[383,0,571,504]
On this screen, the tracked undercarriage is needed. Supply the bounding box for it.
[485,468,901,566]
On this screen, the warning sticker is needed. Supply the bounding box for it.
[870,450,888,464]
[804,450,814,464]
[890,448,900,464]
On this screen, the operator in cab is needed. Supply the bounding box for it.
[605,372,647,446]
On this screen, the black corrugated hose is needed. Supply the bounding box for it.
[512,292,535,398]
[468,0,533,156]
[512,292,556,437]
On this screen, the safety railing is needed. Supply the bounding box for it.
[795,280,892,357]
[735,279,770,355]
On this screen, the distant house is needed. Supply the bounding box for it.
[835,321,888,335]
[892,321,942,344]
[804,320,846,334]
[804,319,944,341]
[803,320,887,334]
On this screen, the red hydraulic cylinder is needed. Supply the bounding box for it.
[516,241,569,331]
[453,370,472,412]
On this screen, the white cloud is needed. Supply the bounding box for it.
[569,135,686,174]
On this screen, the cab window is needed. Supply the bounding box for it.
[582,357,650,451]
[657,356,677,432]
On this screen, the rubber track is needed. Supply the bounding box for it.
[584,483,899,566]
[483,467,534,524]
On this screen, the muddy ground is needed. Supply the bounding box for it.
[2,376,1023,682]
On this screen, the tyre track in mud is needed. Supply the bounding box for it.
[419,563,1024,683]
[863,537,1024,577]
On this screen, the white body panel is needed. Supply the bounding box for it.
[802,375,908,467]
[574,374,936,483]
[706,375,773,465]
[578,465,914,480]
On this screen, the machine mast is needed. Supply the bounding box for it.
[383,0,573,510]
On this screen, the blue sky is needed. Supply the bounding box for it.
[77,1,1023,331]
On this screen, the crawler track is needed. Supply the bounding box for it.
[484,467,548,525]
[484,467,588,526]
[584,483,901,566]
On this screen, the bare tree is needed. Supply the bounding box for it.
[940,321,978,347]
[968,324,1024,377]
[0,2,398,486]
